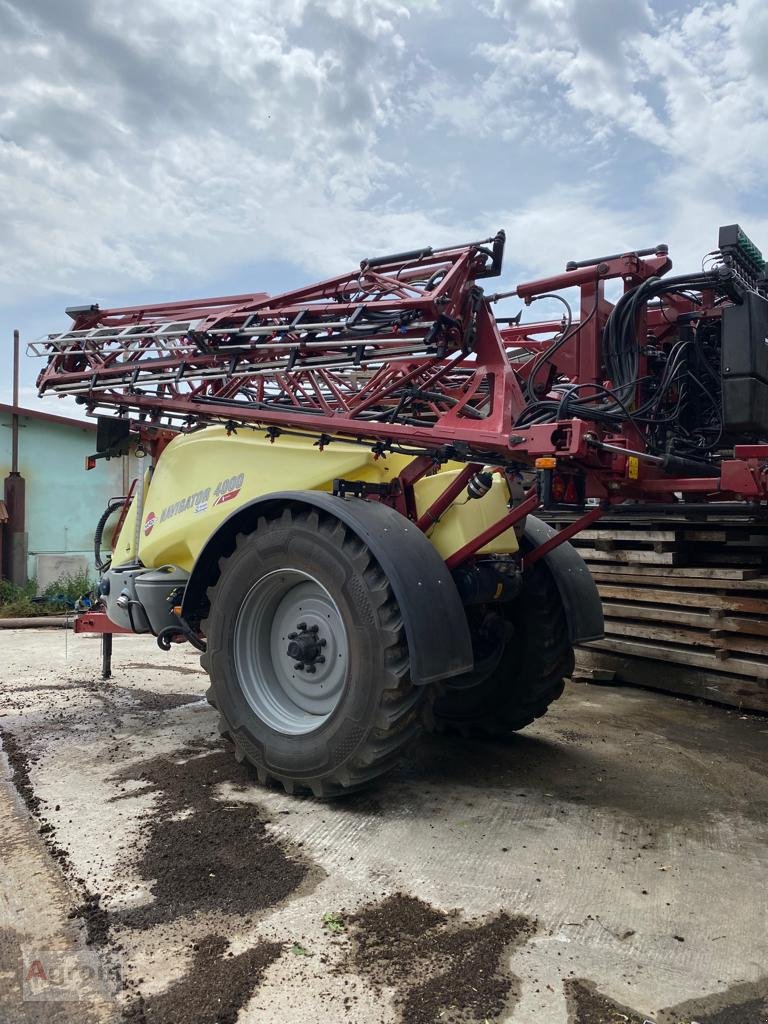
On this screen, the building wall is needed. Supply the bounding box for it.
[0,410,134,585]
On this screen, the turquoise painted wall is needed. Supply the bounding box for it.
[0,410,131,582]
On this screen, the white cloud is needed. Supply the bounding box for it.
[1,0,766,333]
[472,0,768,195]
[633,2,768,192]
[0,0,462,307]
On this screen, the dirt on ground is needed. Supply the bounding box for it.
[344,893,533,1024]
[1,728,317,1023]
[564,979,649,1024]
[107,740,318,932]
[565,976,768,1024]
[122,934,283,1024]
[2,730,44,816]
[1,631,767,1023]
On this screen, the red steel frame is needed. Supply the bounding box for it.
[33,232,768,586]
[74,611,131,635]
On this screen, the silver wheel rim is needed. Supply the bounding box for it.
[233,569,348,735]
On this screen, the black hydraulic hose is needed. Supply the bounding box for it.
[610,273,720,393]
[94,497,127,572]
[522,293,573,399]
[157,614,207,653]
[126,599,152,636]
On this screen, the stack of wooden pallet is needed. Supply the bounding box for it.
[543,515,768,712]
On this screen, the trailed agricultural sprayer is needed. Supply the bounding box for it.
[31,225,768,794]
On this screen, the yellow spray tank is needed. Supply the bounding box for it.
[115,426,519,569]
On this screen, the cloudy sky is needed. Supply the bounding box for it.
[2,0,767,413]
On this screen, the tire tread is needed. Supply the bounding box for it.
[201,508,424,797]
[431,561,572,737]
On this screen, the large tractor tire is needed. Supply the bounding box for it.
[430,560,574,736]
[200,507,425,797]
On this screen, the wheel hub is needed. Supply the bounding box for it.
[286,622,327,672]
[233,570,348,735]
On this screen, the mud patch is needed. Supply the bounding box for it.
[566,977,768,1024]
[120,688,202,711]
[1,730,43,816]
[68,892,110,947]
[3,682,101,694]
[1,729,73,871]
[344,893,533,1024]
[110,741,320,930]
[565,979,648,1023]
[123,663,204,677]
[658,976,768,1024]
[123,933,282,1024]
[0,729,122,1004]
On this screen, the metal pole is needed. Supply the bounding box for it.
[101,632,113,680]
[11,329,19,472]
[4,329,26,584]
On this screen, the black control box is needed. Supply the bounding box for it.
[96,415,132,456]
[721,291,768,435]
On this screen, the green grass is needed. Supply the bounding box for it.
[321,911,345,934]
[0,571,93,618]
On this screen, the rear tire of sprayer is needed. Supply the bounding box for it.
[200,507,425,797]
[429,560,573,736]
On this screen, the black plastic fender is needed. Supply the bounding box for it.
[182,491,474,686]
[523,515,604,643]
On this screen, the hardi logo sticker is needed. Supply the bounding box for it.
[144,511,157,536]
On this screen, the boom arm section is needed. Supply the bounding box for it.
[30,225,768,511]
[32,232,522,459]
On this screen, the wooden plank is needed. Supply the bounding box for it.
[713,633,768,656]
[579,548,679,565]
[594,583,768,613]
[691,551,764,565]
[724,530,768,546]
[585,529,679,542]
[546,518,768,538]
[583,637,768,680]
[593,539,677,554]
[578,528,730,544]
[604,620,719,648]
[603,602,768,640]
[588,564,762,581]
[667,532,729,540]
[602,602,714,629]
[720,614,768,637]
[590,571,768,591]
[574,648,768,712]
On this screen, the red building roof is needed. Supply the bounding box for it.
[0,403,96,432]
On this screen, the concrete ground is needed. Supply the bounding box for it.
[0,628,766,1024]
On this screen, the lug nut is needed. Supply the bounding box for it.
[288,631,298,640]
[319,638,327,647]
[317,655,325,664]
[309,624,319,633]
[294,662,304,670]
[297,622,307,631]
[306,665,316,674]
